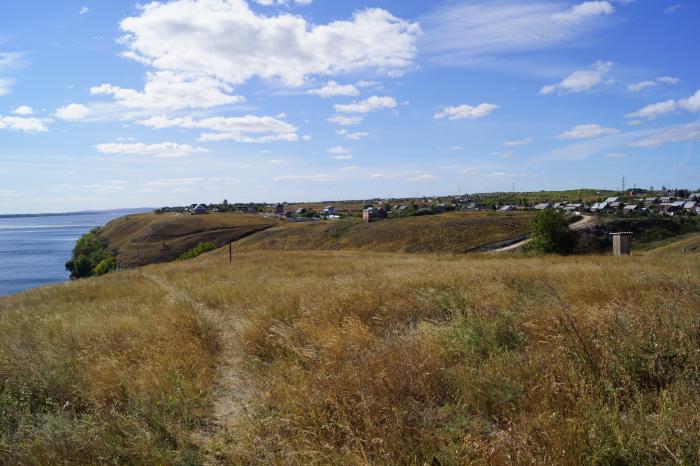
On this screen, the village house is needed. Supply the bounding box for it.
[191,204,208,215]
[295,208,307,215]
[323,206,336,215]
[499,205,516,212]
[362,207,387,222]
[623,204,639,215]
[274,203,285,215]
[534,202,552,210]
[591,201,609,212]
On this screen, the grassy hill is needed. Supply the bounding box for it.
[1,241,699,464]
[97,212,280,267]
[233,211,533,254]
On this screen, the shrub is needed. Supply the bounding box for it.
[527,209,578,254]
[65,230,116,278]
[177,242,216,261]
[93,257,117,276]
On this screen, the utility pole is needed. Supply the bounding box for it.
[622,174,626,193]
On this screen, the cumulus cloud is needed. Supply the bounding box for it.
[540,61,612,95]
[422,1,616,64]
[55,103,91,121]
[434,103,499,120]
[137,114,299,143]
[254,0,313,6]
[95,142,209,158]
[79,6,89,15]
[334,96,397,113]
[308,81,360,98]
[558,124,620,139]
[12,105,33,115]
[0,115,48,132]
[626,89,700,119]
[118,0,420,87]
[90,71,244,111]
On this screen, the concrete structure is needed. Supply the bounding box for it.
[610,232,633,256]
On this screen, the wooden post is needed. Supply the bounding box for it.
[229,241,232,263]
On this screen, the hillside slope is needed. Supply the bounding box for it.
[233,211,533,254]
[0,246,698,464]
[98,212,280,267]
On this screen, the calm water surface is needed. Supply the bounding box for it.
[0,211,146,296]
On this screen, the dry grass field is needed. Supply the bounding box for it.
[234,211,533,254]
[98,212,280,267]
[0,234,698,464]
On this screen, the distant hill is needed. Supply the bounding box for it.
[98,212,281,268]
[232,211,534,254]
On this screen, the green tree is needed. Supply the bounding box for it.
[528,210,578,255]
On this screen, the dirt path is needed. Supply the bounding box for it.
[491,214,595,253]
[144,271,253,464]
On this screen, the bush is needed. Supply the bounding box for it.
[65,230,116,279]
[93,257,117,276]
[177,242,217,261]
[527,209,577,254]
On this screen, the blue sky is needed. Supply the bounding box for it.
[0,0,699,213]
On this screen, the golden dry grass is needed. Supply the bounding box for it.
[233,211,532,254]
[99,212,280,267]
[1,236,698,464]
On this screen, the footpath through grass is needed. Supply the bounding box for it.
[0,243,698,464]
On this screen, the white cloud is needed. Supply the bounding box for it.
[664,4,685,15]
[327,115,363,126]
[90,71,244,111]
[255,0,313,6]
[0,52,27,96]
[628,75,680,92]
[558,124,620,139]
[551,1,614,22]
[631,121,700,147]
[422,1,615,64]
[0,115,48,132]
[340,165,359,171]
[335,95,397,113]
[95,141,208,158]
[55,103,91,121]
[0,78,13,96]
[627,89,700,119]
[450,146,463,151]
[336,129,369,140]
[137,114,299,143]
[502,138,533,146]
[628,81,656,92]
[332,155,353,160]
[540,60,612,95]
[118,1,420,87]
[12,105,33,115]
[605,152,626,158]
[79,6,89,15]
[308,81,359,98]
[327,146,352,155]
[434,103,499,120]
[680,90,700,112]
[657,76,681,85]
